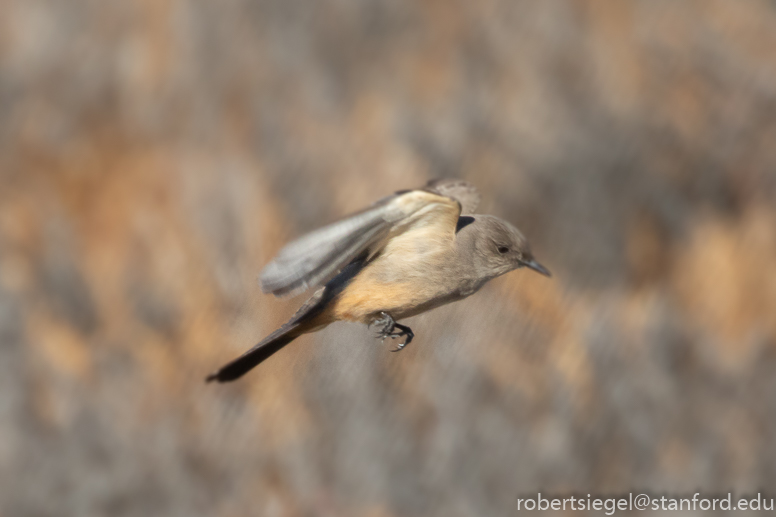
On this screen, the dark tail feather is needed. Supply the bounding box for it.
[205,324,301,383]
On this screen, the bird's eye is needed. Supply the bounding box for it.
[497,246,509,254]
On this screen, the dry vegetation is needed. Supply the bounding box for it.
[1,1,776,516]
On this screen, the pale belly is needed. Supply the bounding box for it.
[327,217,482,323]
[329,256,477,323]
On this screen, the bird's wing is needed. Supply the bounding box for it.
[260,183,467,297]
[423,178,480,215]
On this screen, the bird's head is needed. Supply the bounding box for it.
[465,215,551,280]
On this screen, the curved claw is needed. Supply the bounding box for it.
[369,313,414,351]
[389,323,414,352]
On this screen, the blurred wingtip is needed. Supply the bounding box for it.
[260,273,310,298]
[259,263,309,298]
[423,178,481,214]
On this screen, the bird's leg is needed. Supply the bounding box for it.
[370,312,395,341]
[369,312,414,352]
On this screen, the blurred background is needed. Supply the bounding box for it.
[2,0,776,515]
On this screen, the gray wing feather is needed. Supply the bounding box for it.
[260,195,407,297]
[260,183,471,297]
[424,179,480,214]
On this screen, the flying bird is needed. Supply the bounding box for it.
[206,179,550,382]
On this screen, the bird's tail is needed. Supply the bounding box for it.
[207,279,338,383]
[205,323,304,383]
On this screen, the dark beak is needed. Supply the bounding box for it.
[522,258,551,277]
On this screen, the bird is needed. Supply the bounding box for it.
[206,179,550,382]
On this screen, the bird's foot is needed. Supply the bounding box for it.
[370,311,395,340]
[369,312,414,352]
[389,323,414,352]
